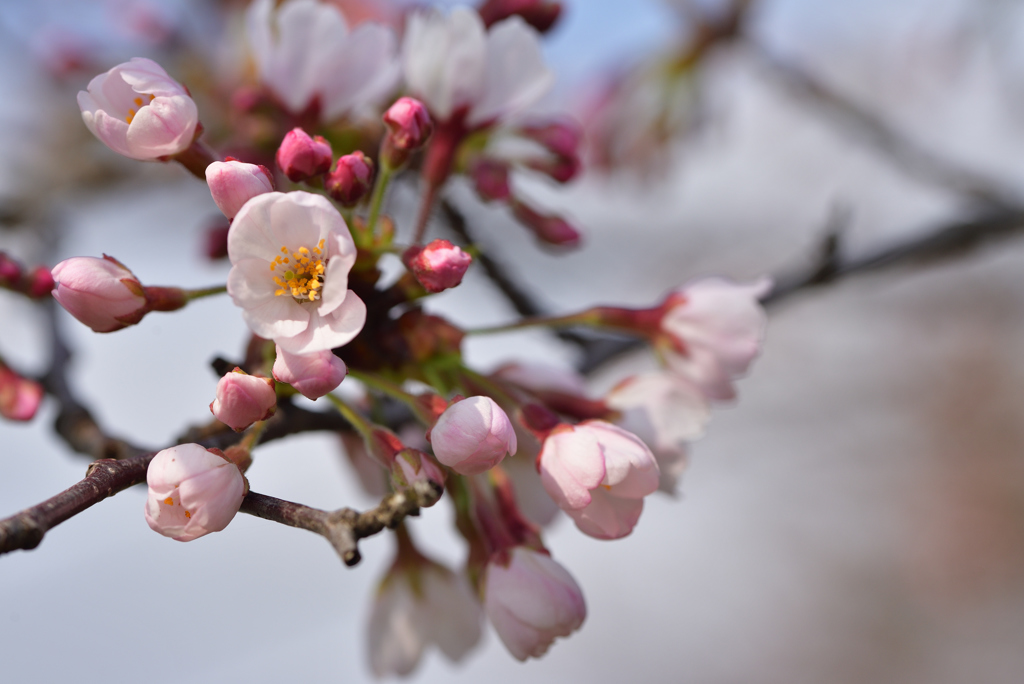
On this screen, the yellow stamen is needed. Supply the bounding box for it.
[185,511,191,519]
[133,97,143,107]
[163,496,174,505]
[271,243,328,302]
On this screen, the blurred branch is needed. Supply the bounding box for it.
[577,206,1024,373]
[0,453,154,554]
[748,42,1021,207]
[239,482,442,567]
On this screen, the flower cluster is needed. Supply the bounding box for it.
[17,0,773,677]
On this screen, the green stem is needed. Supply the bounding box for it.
[365,164,394,244]
[465,310,601,336]
[411,178,440,245]
[456,366,519,408]
[326,392,374,440]
[240,419,269,451]
[183,284,228,301]
[348,370,433,424]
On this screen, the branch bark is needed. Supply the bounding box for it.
[239,482,443,567]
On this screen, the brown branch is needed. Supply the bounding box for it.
[239,482,443,567]
[0,453,154,554]
[748,42,1020,208]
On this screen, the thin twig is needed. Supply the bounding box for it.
[239,482,443,567]
[0,453,154,554]
[748,41,1020,207]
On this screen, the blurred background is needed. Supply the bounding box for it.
[3,0,1024,682]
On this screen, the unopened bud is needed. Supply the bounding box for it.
[272,346,347,400]
[0,365,44,422]
[429,396,517,475]
[325,151,374,207]
[402,239,473,293]
[511,200,582,247]
[210,368,276,432]
[205,159,274,219]
[470,158,512,202]
[276,127,333,182]
[382,97,432,169]
[27,266,55,298]
[51,255,148,332]
[0,253,22,287]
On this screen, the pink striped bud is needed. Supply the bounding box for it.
[144,444,246,542]
[430,396,516,475]
[205,159,274,219]
[276,127,333,182]
[209,367,276,431]
[272,346,347,400]
[325,151,374,207]
[403,239,473,294]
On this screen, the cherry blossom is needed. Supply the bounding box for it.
[402,8,553,128]
[226,191,366,354]
[205,160,274,219]
[538,420,660,539]
[659,277,771,401]
[209,368,276,431]
[272,346,347,400]
[246,0,399,121]
[484,546,585,660]
[403,239,473,293]
[51,255,147,333]
[77,57,198,160]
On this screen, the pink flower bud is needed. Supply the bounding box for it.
[0,365,44,422]
[383,97,433,151]
[276,127,333,182]
[51,255,147,333]
[511,200,582,247]
[205,159,274,219]
[484,546,585,660]
[272,346,347,400]
[430,396,516,475]
[538,420,659,539]
[470,158,511,202]
[77,57,199,160]
[144,443,246,542]
[390,449,445,495]
[27,266,55,298]
[209,368,276,431]
[402,240,473,294]
[325,151,374,207]
[659,277,771,402]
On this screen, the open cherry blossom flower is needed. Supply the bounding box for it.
[246,0,400,121]
[77,57,198,160]
[538,420,660,540]
[659,277,771,402]
[484,546,586,660]
[226,191,366,354]
[402,8,553,128]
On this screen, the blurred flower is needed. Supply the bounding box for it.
[144,444,246,542]
[403,239,473,293]
[383,96,433,150]
[510,199,582,247]
[206,160,274,219]
[210,368,276,432]
[77,57,198,160]
[659,277,771,401]
[226,191,366,354]
[402,8,553,128]
[430,396,517,475]
[484,546,585,660]
[246,0,400,121]
[368,531,482,676]
[272,346,347,400]
[0,365,44,422]
[51,255,147,333]
[538,420,660,539]
[276,128,333,182]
